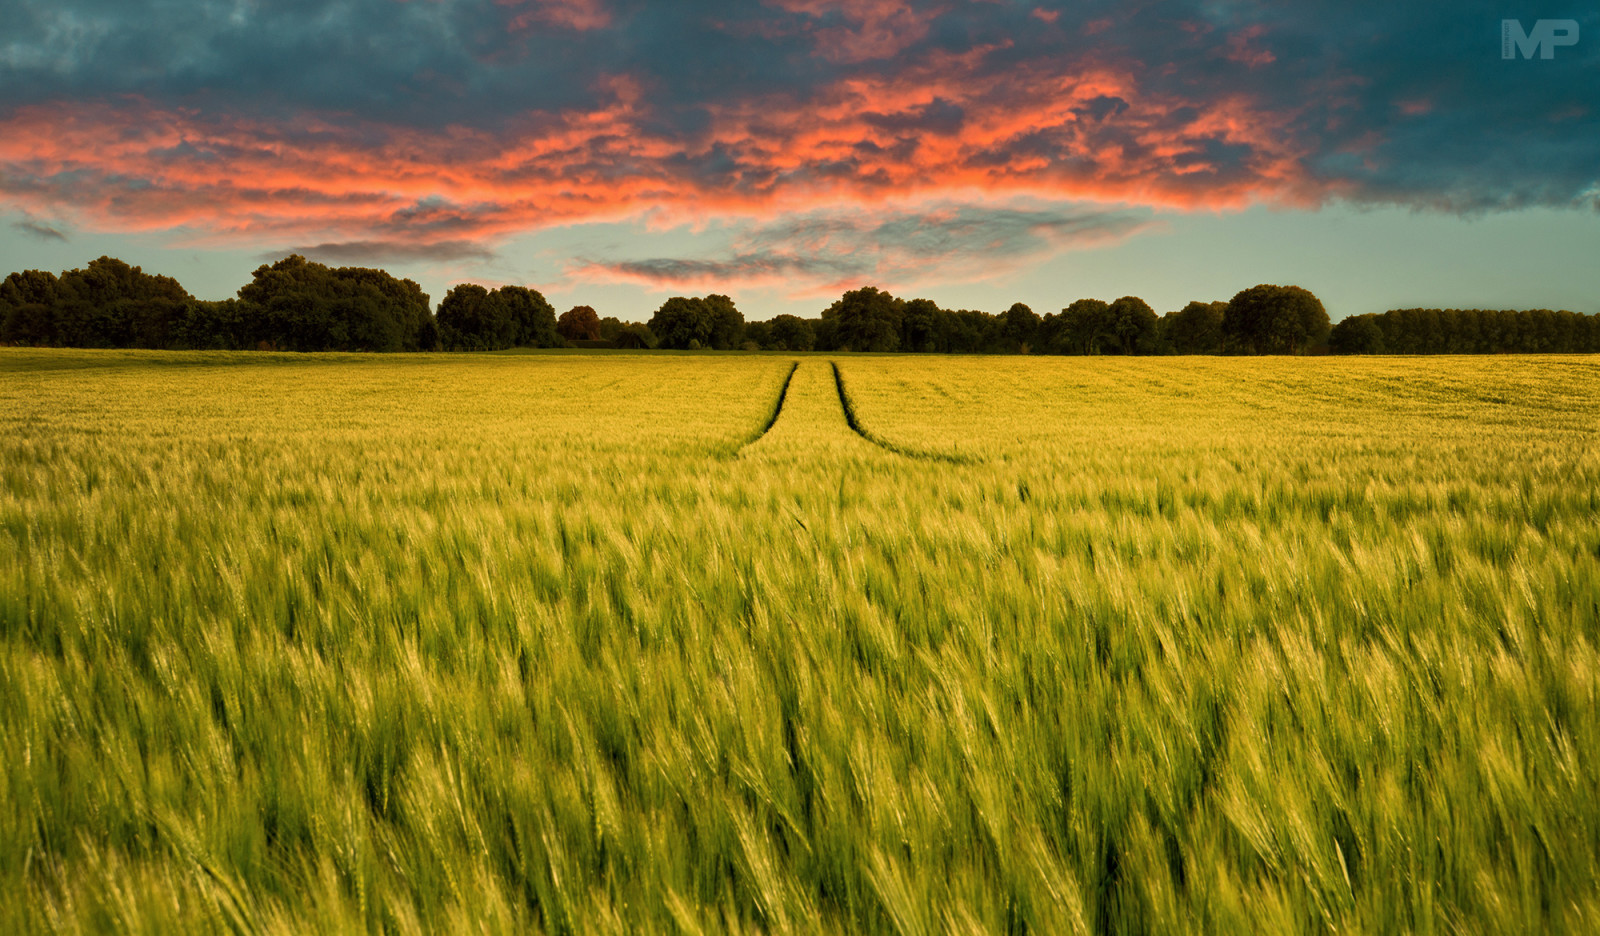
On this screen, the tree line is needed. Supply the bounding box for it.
[0,256,595,353]
[3,255,1595,355]
[768,284,1331,355]
[1329,308,1600,355]
[0,256,441,352]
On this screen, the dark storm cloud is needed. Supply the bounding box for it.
[1,0,1595,256]
[1148,0,1600,211]
[0,0,834,125]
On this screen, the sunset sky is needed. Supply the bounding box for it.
[2,1,1597,321]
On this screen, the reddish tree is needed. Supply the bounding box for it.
[557,305,602,341]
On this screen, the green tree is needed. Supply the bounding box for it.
[743,320,772,349]
[999,302,1041,353]
[0,270,63,345]
[1058,298,1113,354]
[0,268,62,308]
[170,300,251,351]
[240,255,434,352]
[325,265,434,352]
[824,286,903,352]
[700,291,742,350]
[1222,284,1330,354]
[767,314,816,352]
[1161,301,1226,354]
[437,284,514,351]
[238,255,344,351]
[899,299,942,352]
[703,295,745,350]
[1107,296,1159,354]
[810,316,840,352]
[1329,314,1386,354]
[498,286,559,348]
[48,257,193,348]
[936,309,1001,353]
[1034,311,1065,354]
[611,323,656,349]
[649,297,714,350]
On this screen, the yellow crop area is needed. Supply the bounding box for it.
[3,349,1599,934]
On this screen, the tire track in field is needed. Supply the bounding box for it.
[732,360,800,454]
[830,361,978,464]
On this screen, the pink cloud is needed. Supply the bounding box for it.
[0,46,1333,260]
[499,0,611,33]
[1223,25,1276,68]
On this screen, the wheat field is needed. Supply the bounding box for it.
[2,349,1598,934]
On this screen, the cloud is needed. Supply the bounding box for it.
[0,54,1314,252]
[578,201,1152,294]
[0,1,1594,269]
[501,0,612,33]
[765,0,939,64]
[269,240,496,265]
[12,214,68,241]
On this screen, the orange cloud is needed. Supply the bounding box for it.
[1223,25,1276,68]
[499,0,611,32]
[699,48,1322,209]
[0,46,1332,259]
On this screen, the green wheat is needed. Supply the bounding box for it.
[1,349,1597,934]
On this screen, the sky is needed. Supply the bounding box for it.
[2,1,1597,322]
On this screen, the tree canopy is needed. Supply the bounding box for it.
[999,302,1041,352]
[767,315,816,352]
[823,287,903,352]
[1045,299,1113,355]
[1221,284,1330,355]
[436,284,561,351]
[437,285,507,351]
[1328,308,1599,355]
[647,295,746,350]
[2,257,192,349]
[1329,315,1387,355]
[501,287,561,349]
[702,295,745,351]
[557,305,603,342]
[236,255,436,352]
[1162,301,1227,355]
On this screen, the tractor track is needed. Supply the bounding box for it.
[830,361,977,465]
[732,360,799,454]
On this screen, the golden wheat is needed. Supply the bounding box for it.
[2,348,1597,934]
